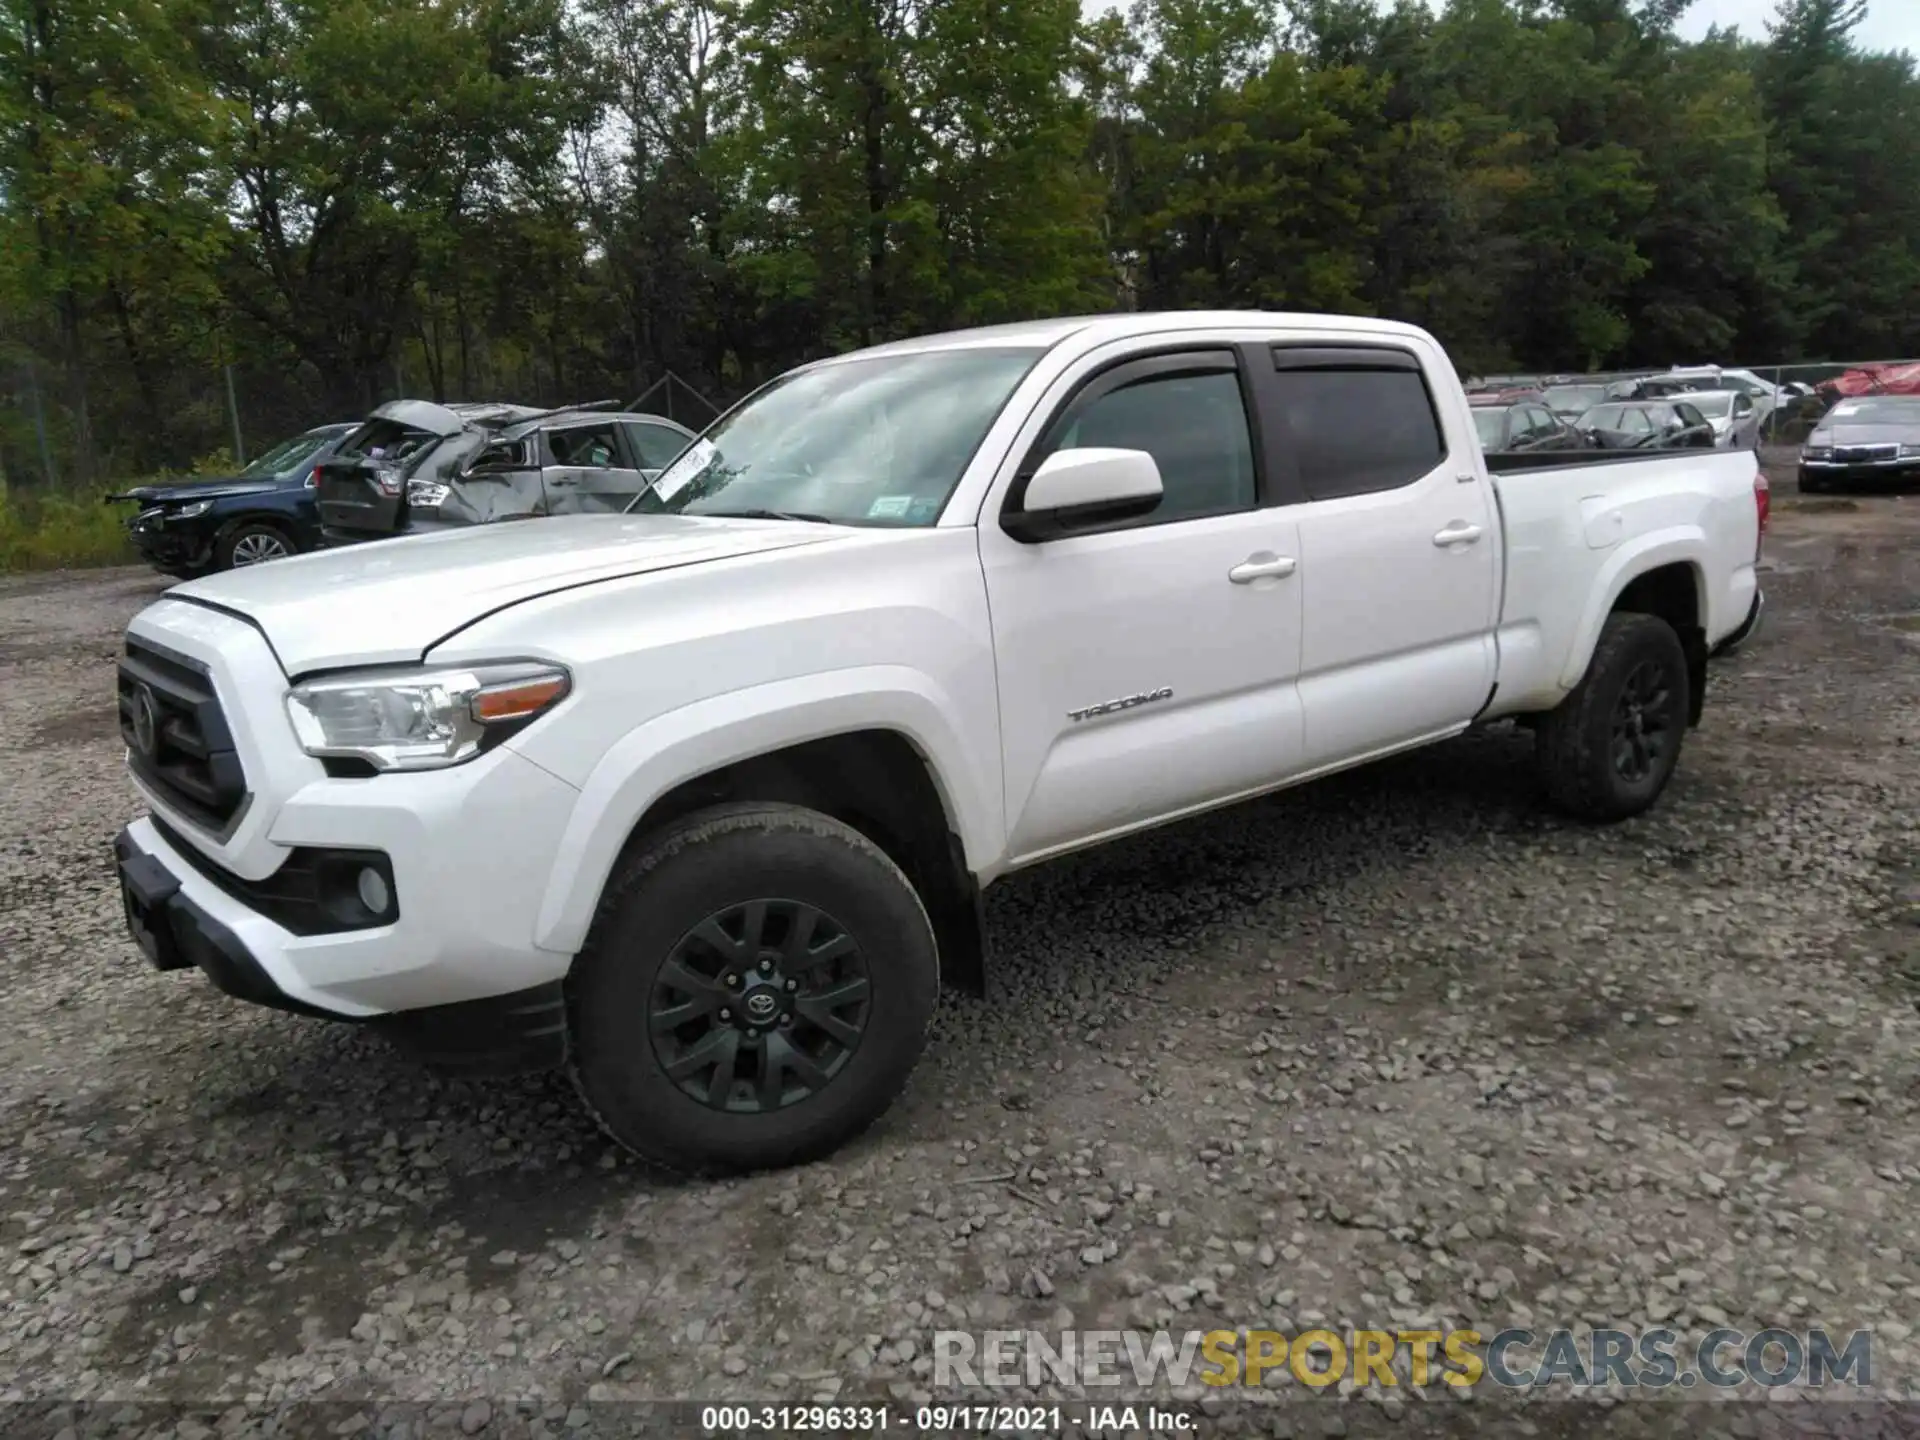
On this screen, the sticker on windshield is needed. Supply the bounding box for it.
[651,438,717,501]
[906,497,943,524]
[1832,403,1861,416]
[866,495,913,520]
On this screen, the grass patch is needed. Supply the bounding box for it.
[0,484,138,572]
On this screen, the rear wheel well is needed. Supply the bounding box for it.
[1610,562,1706,725]
[606,731,989,997]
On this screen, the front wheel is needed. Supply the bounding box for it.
[566,803,939,1175]
[1534,612,1690,822]
[216,521,296,569]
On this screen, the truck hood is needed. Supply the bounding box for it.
[166,513,845,675]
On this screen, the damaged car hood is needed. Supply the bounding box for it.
[113,478,286,504]
[166,512,846,674]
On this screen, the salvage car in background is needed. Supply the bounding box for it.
[1573,400,1720,451]
[315,400,697,546]
[1682,389,1766,447]
[106,423,357,577]
[1798,395,1920,493]
[1470,397,1588,453]
[1542,382,1609,422]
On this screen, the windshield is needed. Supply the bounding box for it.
[1690,394,1734,417]
[1827,397,1920,424]
[1581,405,1626,428]
[239,430,326,478]
[1472,409,1507,448]
[1544,385,1603,411]
[628,347,1043,526]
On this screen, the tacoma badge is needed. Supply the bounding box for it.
[1067,686,1174,723]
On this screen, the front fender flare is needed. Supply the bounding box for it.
[522,666,1002,956]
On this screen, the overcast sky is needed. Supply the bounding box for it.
[1079,0,1920,56]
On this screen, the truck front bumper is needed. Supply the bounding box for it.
[113,731,584,1072]
[114,821,569,1074]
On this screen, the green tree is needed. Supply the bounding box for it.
[200,0,581,413]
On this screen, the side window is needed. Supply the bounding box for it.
[468,438,531,474]
[1621,408,1654,435]
[1527,406,1559,434]
[549,424,620,468]
[625,421,692,470]
[1267,360,1446,500]
[1734,394,1753,416]
[1040,367,1255,524]
[1674,403,1705,428]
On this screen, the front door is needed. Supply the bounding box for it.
[978,347,1307,864]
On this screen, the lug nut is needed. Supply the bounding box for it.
[725,974,740,988]
[747,1027,760,1038]
[784,978,798,992]
[760,959,774,973]
[719,1008,732,1021]
[779,1015,792,1027]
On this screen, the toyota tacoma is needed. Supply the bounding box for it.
[111,312,1768,1174]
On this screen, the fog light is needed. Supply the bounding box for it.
[356,866,392,917]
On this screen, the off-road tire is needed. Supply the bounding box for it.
[1535,612,1690,823]
[566,802,939,1176]
[214,520,296,570]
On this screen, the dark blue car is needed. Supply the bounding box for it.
[106,424,357,578]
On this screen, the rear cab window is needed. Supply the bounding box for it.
[1262,346,1449,500]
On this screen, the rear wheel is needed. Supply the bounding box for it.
[216,521,295,570]
[1535,612,1690,822]
[566,803,939,1175]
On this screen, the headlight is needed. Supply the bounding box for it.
[285,661,571,771]
[1900,443,1920,458]
[167,500,213,520]
[406,478,450,507]
[1803,444,1832,460]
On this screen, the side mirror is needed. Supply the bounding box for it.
[1002,447,1163,543]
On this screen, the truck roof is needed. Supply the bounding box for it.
[809,310,1439,367]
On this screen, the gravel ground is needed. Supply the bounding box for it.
[1,477,1917,1439]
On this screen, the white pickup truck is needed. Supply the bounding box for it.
[111,312,1767,1173]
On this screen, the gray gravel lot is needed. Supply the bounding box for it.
[1,482,1918,1438]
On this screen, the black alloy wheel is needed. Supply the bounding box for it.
[649,898,872,1113]
[1608,658,1678,785]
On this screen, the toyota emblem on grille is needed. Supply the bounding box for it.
[745,992,778,1021]
[130,683,160,758]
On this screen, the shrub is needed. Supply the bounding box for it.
[0,482,139,572]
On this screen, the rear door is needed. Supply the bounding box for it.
[1260,343,1501,768]
[540,421,649,514]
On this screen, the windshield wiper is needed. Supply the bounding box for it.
[699,508,840,525]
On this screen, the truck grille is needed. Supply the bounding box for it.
[118,638,250,832]
[1833,444,1897,464]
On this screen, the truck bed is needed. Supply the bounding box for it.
[1483,445,1763,718]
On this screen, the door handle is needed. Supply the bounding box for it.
[1433,522,1483,547]
[1228,555,1297,584]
